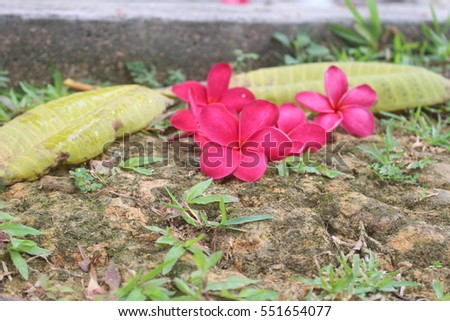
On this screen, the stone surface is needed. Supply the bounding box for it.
[0,0,449,84]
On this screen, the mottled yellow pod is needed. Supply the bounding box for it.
[231,62,450,113]
[0,85,173,185]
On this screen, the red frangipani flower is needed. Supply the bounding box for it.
[170,89,200,134]
[198,100,291,182]
[172,62,255,114]
[295,66,377,137]
[276,103,327,155]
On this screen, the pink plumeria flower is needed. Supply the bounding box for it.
[172,62,255,114]
[295,66,377,137]
[276,103,327,156]
[170,88,201,134]
[198,100,290,182]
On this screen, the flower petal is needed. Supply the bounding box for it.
[233,150,267,182]
[295,92,333,113]
[277,103,306,135]
[198,103,239,147]
[207,63,232,102]
[289,123,327,154]
[220,87,255,114]
[200,143,240,179]
[170,109,197,133]
[240,100,278,143]
[325,66,348,109]
[340,107,375,137]
[172,81,207,105]
[314,112,343,132]
[247,126,292,161]
[194,132,209,149]
[339,84,377,109]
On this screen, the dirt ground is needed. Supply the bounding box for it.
[0,119,449,301]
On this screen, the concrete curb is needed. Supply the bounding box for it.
[1,1,449,84]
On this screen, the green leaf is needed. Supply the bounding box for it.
[328,24,368,47]
[206,251,223,270]
[185,179,213,201]
[322,169,354,179]
[0,222,43,237]
[132,168,154,176]
[231,62,450,113]
[188,194,239,205]
[207,277,258,291]
[0,86,173,185]
[119,157,164,169]
[272,32,292,49]
[367,0,382,39]
[8,249,28,280]
[144,225,167,235]
[224,214,274,226]
[174,277,197,297]
[0,211,15,221]
[21,246,50,256]
[183,233,205,249]
[344,0,366,27]
[125,288,146,301]
[141,260,176,283]
[238,288,280,301]
[162,246,186,275]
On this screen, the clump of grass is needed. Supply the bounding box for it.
[116,233,279,301]
[358,126,431,184]
[329,0,384,52]
[164,178,272,231]
[230,49,260,73]
[126,61,161,88]
[0,66,9,88]
[272,31,334,65]
[69,167,103,193]
[295,252,417,300]
[0,204,50,280]
[117,156,165,176]
[276,152,354,179]
[0,68,68,123]
[381,107,450,151]
[433,280,450,301]
[126,61,186,88]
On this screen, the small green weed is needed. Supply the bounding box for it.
[358,126,431,184]
[116,234,279,301]
[144,227,207,275]
[0,66,9,88]
[0,208,50,280]
[231,49,260,73]
[421,6,450,68]
[164,179,272,231]
[432,280,450,301]
[164,68,187,86]
[0,68,68,123]
[328,0,384,51]
[126,61,161,88]
[295,252,417,300]
[429,260,443,269]
[126,61,186,88]
[118,156,165,176]
[272,31,333,65]
[69,168,103,193]
[381,107,450,150]
[277,154,354,179]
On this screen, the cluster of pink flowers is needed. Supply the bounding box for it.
[171,63,377,182]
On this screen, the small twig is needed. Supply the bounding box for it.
[63,78,95,91]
